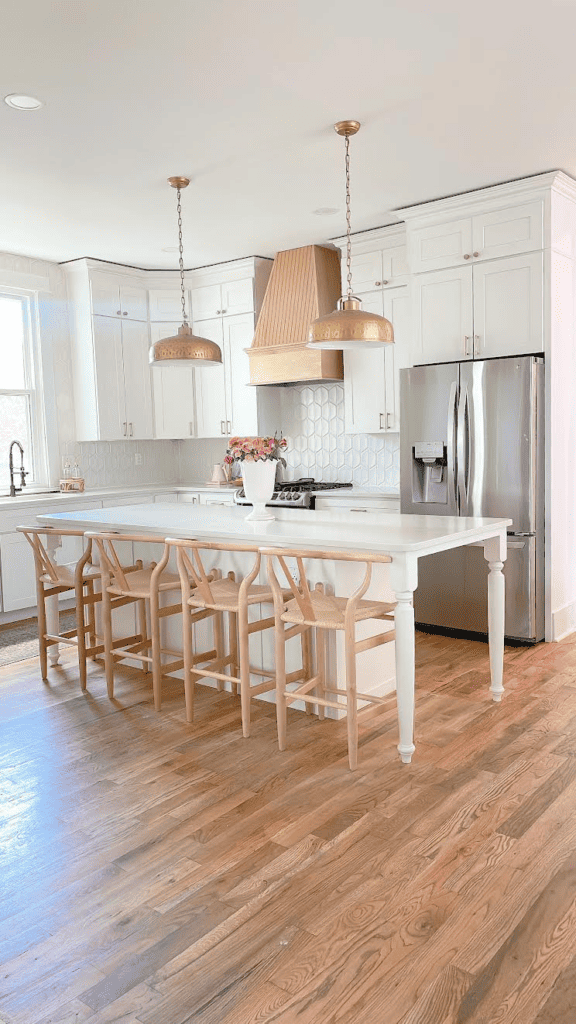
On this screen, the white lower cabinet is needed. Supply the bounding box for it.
[150,322,196,439]
[0,533,37,612]
[199,492,236,506]
[344,287,409,433]
[0,500,103,614]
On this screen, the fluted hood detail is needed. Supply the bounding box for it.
[248,244,344,385]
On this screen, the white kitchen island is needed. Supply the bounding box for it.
[37,503,512,763]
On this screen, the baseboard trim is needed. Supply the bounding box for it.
[551,601,576,641]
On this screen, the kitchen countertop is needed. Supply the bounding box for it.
[38,502,509,556]
[0,482,399,511]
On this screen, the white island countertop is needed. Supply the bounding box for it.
[36,502,510,556]
[37,502,512,765]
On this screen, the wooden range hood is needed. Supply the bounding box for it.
[248,244,344,385]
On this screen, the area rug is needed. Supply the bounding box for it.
[0,613,75,667]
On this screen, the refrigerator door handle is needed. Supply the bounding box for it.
[457,381,470,512]
[447,381,458,508]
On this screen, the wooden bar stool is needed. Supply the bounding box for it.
[167,538,295,737]
[17,525,105,688]
[263,546,397,771]
[86,532,189,709]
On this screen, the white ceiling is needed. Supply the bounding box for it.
[2,0,576,269]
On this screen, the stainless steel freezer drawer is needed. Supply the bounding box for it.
[414,535,543,642]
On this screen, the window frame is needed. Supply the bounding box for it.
[0,287,50,489]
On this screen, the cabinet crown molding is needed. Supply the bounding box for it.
[395,171,576,225]
[330,224,406,252]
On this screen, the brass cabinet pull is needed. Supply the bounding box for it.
[463,254,471,260]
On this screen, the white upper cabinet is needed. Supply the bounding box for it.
[121,318,154,438]
[472,251,544,360]
[150,322,195,439]
[412,253,544,365]
[350,246,409,292]
[191,277,254,321]
[407,200,544,274]
[193,318,228,438]
[90,270,148,320]
[412,266,474,364]
[194,312,278,439]
[344,285,410,434]
[91,316,153,439]
[409,218,473,274]
[148,289,188,322]
[471,202,544,262]
[65,260,153,441]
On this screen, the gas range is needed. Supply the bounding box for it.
[234,478,353,509]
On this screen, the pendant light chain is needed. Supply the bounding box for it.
[176,186,188,326]
[345,133,353,300]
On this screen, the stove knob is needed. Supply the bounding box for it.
[272,491,279,500]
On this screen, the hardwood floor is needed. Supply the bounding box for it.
[2,630,576,1023]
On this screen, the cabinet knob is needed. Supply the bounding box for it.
[375,281,382,287]
[221,309,227,314]
[473,252,480,258]
[116,309,122,315]
[463,254,471,260]
[123,311,128,316]
[382,280,389,285]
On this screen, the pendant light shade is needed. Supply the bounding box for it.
[150,177,222,368]
[308,121,393,351]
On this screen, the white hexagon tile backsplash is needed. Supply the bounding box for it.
[280,384,399,488]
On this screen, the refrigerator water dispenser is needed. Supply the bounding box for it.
[412,441,447,503]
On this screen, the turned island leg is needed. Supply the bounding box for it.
[389,553,418,764]
[46,533,61,666]
[484,534,507,702]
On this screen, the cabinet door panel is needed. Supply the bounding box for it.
[150,322,196,438]
[413,266,473,364]
[473,252,543,359]
[410,219,473,273]
[221,278,253,316]
[193,319,227,438]
[382,245,409,283]
[472,202,543,261]
[120,284,148,321]
[90,271,121,317]
[148,289,185,321]
[92,315,126,439]
[0,532,37,611]
[344,292,386,433]
[121,319,154,439]
[191,284,222,321]
[383,286,410,431]
[152,365,195,439]
[225,313,258,436]
[350,250,383,292]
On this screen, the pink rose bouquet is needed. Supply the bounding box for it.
[224,434,287,466]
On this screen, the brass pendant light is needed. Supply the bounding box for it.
[149,177,223,367]
[308,121,394,350]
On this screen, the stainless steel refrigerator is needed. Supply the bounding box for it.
[400,355,544,642]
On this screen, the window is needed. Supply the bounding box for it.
[0,291,47,488]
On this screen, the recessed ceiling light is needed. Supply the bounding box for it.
[4,94,44,110]
[161,246,179,253]
[313,207,339,216]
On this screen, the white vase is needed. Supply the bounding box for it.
[241,459,277,521]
